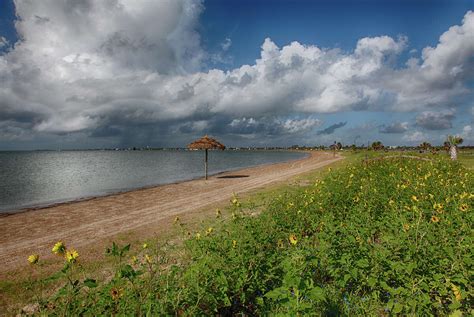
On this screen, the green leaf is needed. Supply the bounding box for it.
[343,274,351,285]
[393,303,403,314]
[265,287,288,300]
[448,301,461,310]
[449,310,463,317]
[120,244,130,256]
[308,287,325,302]
[368,277,377,288]
[83,278,97,288]
[119,264,136,279]
[356,258,369,268]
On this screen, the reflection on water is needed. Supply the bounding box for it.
[0,150,306,213]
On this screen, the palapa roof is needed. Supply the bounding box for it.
[187,135,225,150]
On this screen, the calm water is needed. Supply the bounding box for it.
[0,150,306,213]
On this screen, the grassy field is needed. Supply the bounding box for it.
[3,150,473,316]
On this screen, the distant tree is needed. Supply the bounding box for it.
[371,141,384,151]
[419,142,432,152]
[446,135,463,160]
[443,141,451,153]
[350,144,357,151]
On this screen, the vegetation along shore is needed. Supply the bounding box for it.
[0,149,472,315]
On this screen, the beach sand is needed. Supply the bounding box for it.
[0,151,341,276]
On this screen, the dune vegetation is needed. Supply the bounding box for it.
[15,151,474,316]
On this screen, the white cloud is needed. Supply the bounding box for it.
[379,122,409,134]
[221,38,232,51]
[416,109,455,130]
[0,36,8,48]
[0,3,473,146]
[227,117,321,136]
[402,131,428,143]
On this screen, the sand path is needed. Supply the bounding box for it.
[0,151,342,274]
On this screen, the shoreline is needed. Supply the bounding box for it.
[0,151,341,275]
[0,150,309,216]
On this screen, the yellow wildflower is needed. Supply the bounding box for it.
[403,223,410,232]
[65,249,79,263]
[196,233,201,240]
[28,254,39,265]
[459,203,468,212]
[232,240,237,248]
[131,256,138,264]
[451,284,462,301]
[289,234,298,245]
[388,199,395,205]
[431,215,440,223]
[215,208,221,218]
[142,243,148,249]
[277,239,284,248]
[110,288,123,301]
[206,227,213,236]
[411,195,418,202]
[145,254,152,264]
[52,241,66,255]
[231,194,241,207]
[174,216,180,224]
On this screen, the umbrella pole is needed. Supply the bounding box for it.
[205,149,208,180]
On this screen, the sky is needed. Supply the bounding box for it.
[0,0,473,150]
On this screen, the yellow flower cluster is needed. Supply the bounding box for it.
[52,241,66,255]
[50,241,79,263]
[288,234,298,245]
[65,249,79,263]
[28,254,39,265]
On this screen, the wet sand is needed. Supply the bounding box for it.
[0,151,342,275]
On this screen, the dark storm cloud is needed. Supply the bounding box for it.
[416,110,455,130]
[316,122,347,135]
[379,122,409,134]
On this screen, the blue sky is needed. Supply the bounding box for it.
[201,0,473,68]
[0,0,473,149]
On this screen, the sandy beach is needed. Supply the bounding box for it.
[0,151,341,276]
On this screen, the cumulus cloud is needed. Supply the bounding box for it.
[0,2,473,147]
[402,131,428,143]
[379,122,409,133]
[316,122,347,135]
[226,117,321,136]
[416,110,455,130]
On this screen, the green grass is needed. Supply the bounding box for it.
[458,149,474,170]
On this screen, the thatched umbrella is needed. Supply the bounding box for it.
[188,135,225,180]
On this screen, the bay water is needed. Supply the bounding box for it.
[0,150,306,213]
